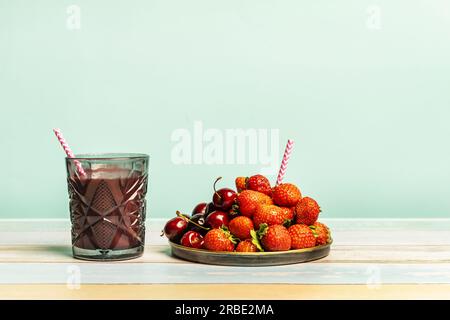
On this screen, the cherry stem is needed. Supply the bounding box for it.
[192,220,210,231]
[175,210,187,220]
[160,230,164,237]
[213,176,222,201]
[176,211,210,231]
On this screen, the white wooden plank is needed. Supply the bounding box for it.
[0,245,180,264]
[0,262,450,285]
[1,218,450,245]
[1,244,449,264]
[0,219,449,286]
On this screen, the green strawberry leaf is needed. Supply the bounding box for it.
[229,204,240,217]
[221,226,239,244]
[309,225,319,237]
[230,235,239,244]
[256,223,269,238]
[283,219,293,228]
[250,230,264,252]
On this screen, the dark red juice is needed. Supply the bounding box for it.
[68,167,147,256]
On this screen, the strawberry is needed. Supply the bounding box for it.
[235,177,247,193]
[229,216,254,240]
[236,190,273,218]
[203,228,236,252]
[280,207,294,221]
[272,183,301,207]
[310,222,330,245]
[253,204,286,229]
[236,239,257,252]
[288,224,316,249]
[246,174,272,196]
[260,224,291,251]
[295,197,321,225]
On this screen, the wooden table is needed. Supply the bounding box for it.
[1,219,449,299]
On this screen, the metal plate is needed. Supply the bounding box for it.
[169,240,332,267]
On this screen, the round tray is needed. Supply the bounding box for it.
[169,240,332,266]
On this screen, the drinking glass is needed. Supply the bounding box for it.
[66,153,149,261]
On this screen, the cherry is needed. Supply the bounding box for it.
[180,231,204,248]
[204,202,217,218]
[192,202,208,216]
[189,213,209,235]
[163,216,188,242]
[205,210,230,229]
[212,177,237,211]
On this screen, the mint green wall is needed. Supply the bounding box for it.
[1,0,449,218]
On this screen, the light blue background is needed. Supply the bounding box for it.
[1,0,449,218]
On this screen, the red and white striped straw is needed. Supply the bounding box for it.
[276,139,294,185]
[53,128,86,177]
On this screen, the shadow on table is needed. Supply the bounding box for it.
[161,246,172,254]
[43,245,73,257]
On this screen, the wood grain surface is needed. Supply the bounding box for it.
[0,218,449,299]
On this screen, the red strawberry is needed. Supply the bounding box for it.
[295,197,321,225]
[260,224,291,251]
[280,207,294,221]
[203,228,236,252]
[246,174,272,196]
[236,190,273,218]
[235,177,247,193]
[253,204,286,229]
[310,222,330,245]
[272,183,301,207]
[236,239,257,252]
[288,224,316,249]
[229,216,254,240]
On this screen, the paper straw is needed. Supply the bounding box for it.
[53,128,86,177]
[276,139,294,185]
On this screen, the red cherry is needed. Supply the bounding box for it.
[163,216,188,241]
[189,213,209,235]
[180,231,204,248]
[192,202,208,216]
[212,177,237,211]
[205,211,230,229]
[204,202,218,218]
